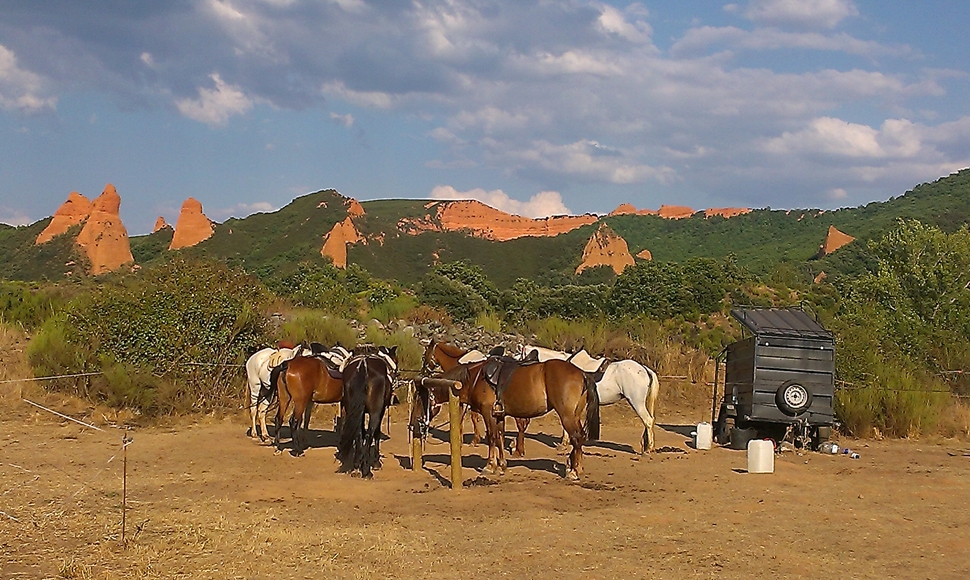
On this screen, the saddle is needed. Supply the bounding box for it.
[482,346,540,414]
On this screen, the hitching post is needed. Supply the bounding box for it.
[448,380,462,490]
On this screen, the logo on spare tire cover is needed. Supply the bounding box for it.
[776,381,812,415]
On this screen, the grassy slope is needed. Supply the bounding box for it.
[0,218,89,281]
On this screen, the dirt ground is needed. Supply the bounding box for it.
[2,390,970,580]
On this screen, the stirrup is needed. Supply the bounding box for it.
[492,401,505,416]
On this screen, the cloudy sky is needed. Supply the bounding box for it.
[1,0,968,233]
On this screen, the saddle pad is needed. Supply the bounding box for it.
[458,349,486,364]
[568,349,607,373]
[268,350,287,368]
[524,345,569,362]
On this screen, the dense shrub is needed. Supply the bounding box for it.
[279,310,358,349]
[264,261,359,317]
[27,259,271,414]
[417,273,489,321]
[607,257,745,320]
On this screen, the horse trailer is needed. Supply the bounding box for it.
[712,307,835,450]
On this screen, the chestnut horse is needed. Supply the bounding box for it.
[273,354,344,456]
[422,344,599,480]
[336,346,398,478]
[422,340,490,444]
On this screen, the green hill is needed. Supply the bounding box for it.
[3,168,969,286]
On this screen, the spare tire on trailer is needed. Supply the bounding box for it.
[776,381,812,415]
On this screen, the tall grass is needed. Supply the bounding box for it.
[367,295,418,324]
[279,310,358,349]
[362,323,424,373]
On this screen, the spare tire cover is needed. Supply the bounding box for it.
[776,381,812,415]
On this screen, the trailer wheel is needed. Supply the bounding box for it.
[776,381,812,415]
[714,414,733,445]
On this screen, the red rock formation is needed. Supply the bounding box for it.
[609,203,637,216]
[636,248,652,261]
[705,207,751,218]
[399,200,597,241]
[36,192,93,244]
[813,271,827,284]
[576,223,635,275]
[153,216,172,232]
[657,205,695,219]
[321,217,364,268]
[169,197,214,250]
[75,184,134,275]
[818,225,855,257]
[346,198,365,217]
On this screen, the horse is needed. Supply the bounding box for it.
[515,347,661,455]
[422,340,491,444]
[336,345,398,478]
[426,354,599,480]
[246,345,305,441]
[272,350,346,456]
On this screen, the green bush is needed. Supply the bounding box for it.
[417,273,489,321]
[265,262,359,317]
[27,259,271,415]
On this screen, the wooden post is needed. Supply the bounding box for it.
[448,382,462,490]
[411,429,423,471]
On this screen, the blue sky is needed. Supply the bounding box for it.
[1,0,968,234]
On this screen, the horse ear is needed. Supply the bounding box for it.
[389,345,398,358]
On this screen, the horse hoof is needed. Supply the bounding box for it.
[556,446,569,456]
[273,449,283,456]
[566,470,580,481]
[512,450,524,458]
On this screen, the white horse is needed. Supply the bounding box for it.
[246,346,303,441]
[587,359,660,453]
[518,346,660,454]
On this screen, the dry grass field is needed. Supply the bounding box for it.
[2,329,970,579]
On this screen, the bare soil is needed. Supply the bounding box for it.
[2,394,970,580]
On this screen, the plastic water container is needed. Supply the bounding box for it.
[694,422,713,450]
[747,439,774,473]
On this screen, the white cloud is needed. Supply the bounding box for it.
[596,5,652,43]
[430,186,572,218]
[140,52,156,68]
[0,206,31,226]
[210,201,276,220]
[330,112,354,127]
[744,0,858,30]
[671,26,908,58]
[175,73,254,126]
[764,117,923,159]
[493,140,676,185]
[0,44,57,113]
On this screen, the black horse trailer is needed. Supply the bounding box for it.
[713,308,835,450]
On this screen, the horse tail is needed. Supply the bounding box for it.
[584,371,600,441]
[646,366,660,422]
[337,358,368,469]
[263,360,287,409]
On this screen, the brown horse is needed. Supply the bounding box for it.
[421,351,599,480]
[422,340,491,445]
[424,340,545,456]
[273,355,344,456]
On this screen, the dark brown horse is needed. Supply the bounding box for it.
[273,355,344,456]
[337,346,398,478]
[421,347,599,480]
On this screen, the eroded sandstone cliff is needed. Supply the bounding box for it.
[169,198,214,250]
[818,225,855,257]
[36,192,93,244]
[576,223,635,275]
[399,200,597,241]
[75,184,134,275]
[321,217,364,268]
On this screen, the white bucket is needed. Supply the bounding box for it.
[747,439,774,473]
[694,422,712,450]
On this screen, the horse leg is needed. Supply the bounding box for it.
[559,412,585,480]
[496,416,508,475]
[512,418,529,458]
[481,410,500,476]
[629,396,656,454]
[470,411,484,446]
[558,429,570,455]
[301,401,314,453]
[258,399,271,442]
[371,406,387,471]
